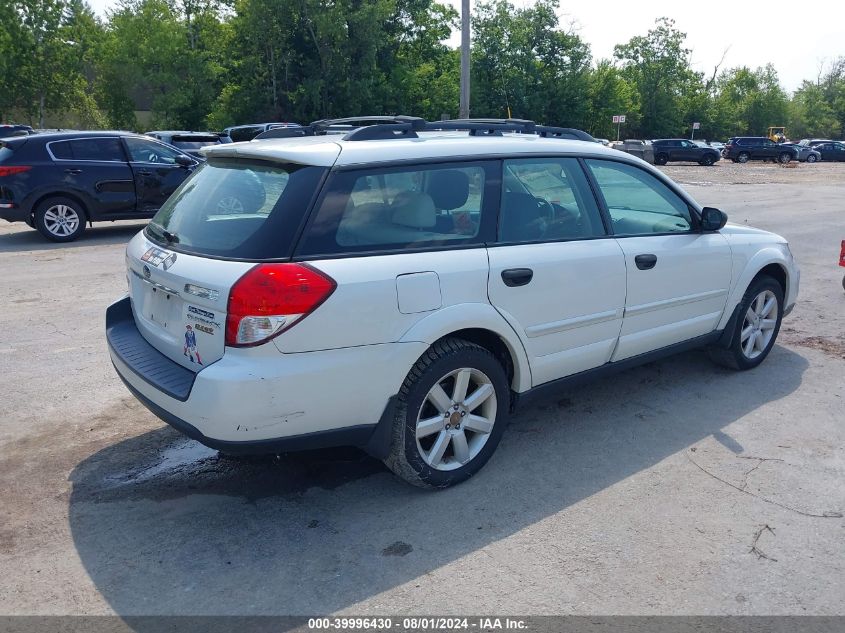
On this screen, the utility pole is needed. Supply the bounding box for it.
[459,0,470,119]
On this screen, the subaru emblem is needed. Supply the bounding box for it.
[143,265,151,279]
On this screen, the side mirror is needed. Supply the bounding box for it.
[175,154,194,168]
[700,206,728,231]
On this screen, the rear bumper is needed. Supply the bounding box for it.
[0,203,29,223]
[106,296,423,455]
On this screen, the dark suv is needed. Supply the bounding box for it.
[0,131,199,241]
[723,137,797,164]
[652,139,721,166]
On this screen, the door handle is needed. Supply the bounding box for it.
[138,170,153,176]
[64,168,82,175]
[501,268,533,287]
[634,254,658,270]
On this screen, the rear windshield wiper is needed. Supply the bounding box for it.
[148,222,180,244]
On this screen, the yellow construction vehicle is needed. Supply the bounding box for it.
[768,126,787,143]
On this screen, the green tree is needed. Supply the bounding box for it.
[584,60,638,139]
[614,17,700,138]
[470,0,591,126]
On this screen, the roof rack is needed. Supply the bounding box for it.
[252,116,597,143]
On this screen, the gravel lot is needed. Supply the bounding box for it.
[1,160,843,618]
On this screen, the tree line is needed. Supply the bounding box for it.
[3,0,844,141]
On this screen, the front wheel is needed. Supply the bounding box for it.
[806,154,818,163]
[384,338,510,488]
[654,153,669,166]
[709,275,784,370]
[699,154,716,166]
[778,152,792,164]
[34,196,87,242]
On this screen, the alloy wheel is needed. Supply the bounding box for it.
[415,367,497,471]
[740,290,778,360]
[43,204,80,237]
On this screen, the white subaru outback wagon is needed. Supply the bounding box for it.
[107,117,799,488]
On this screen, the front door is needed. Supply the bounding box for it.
[584,159,733,361]
[122,137,196,215]
[487,157,626,386]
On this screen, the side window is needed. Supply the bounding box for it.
[49,141,73,160]
[585,160,693,235]
[298,162,490,255]
[500,158,606,242]
[124,137,182,165]
[69,138,126,162]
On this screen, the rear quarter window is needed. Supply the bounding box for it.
[146,159,326,259]
[297,161,495,256]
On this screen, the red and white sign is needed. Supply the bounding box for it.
[612,115,620,123]
[693,122,701,130]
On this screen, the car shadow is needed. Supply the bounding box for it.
[68,345,808,623]
[0,222,146,253]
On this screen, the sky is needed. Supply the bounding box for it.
[86,0,845,92]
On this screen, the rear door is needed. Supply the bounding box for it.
[122,136,197,215]
[46,137,135,218]
[585,159,732,361]
[289,160,497,353]
[486,157,626,386]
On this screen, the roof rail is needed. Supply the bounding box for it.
[251,115,597,143]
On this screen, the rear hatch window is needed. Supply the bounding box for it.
[145,158,326,260]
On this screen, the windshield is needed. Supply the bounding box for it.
[145,158,327,259]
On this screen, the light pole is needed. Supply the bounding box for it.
[459,0,470,119]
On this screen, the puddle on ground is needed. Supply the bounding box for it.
[81,430,387,503]
[106,439,218,485]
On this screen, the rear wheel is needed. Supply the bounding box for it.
[34,197,87,242]
[778,152,792,164]
[709,275,783,370]
[654,153,668,166]
[384,338,509,488]
[737,152,750,164]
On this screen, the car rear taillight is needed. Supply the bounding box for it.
[225,263,336,347]
[0,166,31,177]
[839,240,845,268]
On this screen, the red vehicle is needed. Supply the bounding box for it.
[840,241,845,291]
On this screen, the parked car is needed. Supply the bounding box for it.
[106,116,799,488]
[723,137,797,163]
[0,124,34,138]
[708,141,726,152]
[145,131,232,159]
[797,138,833,147]
[782,143,821,163]
[0,131,201,241]
[809,141,845,162]
[652,139,721,165]
[222,123,301,143]
[610,139,655,164]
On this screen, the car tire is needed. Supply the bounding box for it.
[34,196,87,242]
[737,152,750,164]
[806,154,818,163]
[384,338,510,488]
[699,154,716,166]
[654,153,668,166]
[708,275,784,371]
[778,152,792,164]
